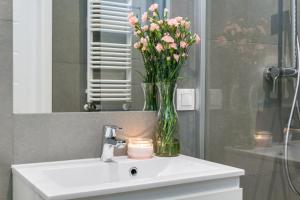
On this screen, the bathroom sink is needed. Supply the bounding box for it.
[12,155,244,200]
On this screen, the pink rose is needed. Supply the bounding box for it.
[167,18,178,26]
[149,3,158,12]
[155,43,163,52]
[162,35,174,43]
[180,20,186,26]
[173,54,180,62]
[184,21,191,29]
[175,16,183,22]
[128,15,138,26]
[180,41,187,48]
[195,34,201,44]
[142,25,149,31]
[150,23,159,31]
[128,12,134,18]
[169,43,177,49]
[142,12,148,22]
[140,37,148,46]
[134,42,141,49]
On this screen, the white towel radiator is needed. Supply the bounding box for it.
[86,0,133,111]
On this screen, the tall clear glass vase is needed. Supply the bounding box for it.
[141,83,158,111]
[155,81,180,157]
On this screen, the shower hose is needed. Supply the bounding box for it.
[284,36,300,195]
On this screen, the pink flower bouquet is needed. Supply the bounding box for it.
[128,3,200,83]
[128,4,201,157]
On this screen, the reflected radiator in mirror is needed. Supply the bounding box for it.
[86,0,133,111]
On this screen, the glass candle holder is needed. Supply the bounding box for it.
[254,131,272,148]
[127,138,154,159]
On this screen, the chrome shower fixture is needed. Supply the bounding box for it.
[264,66,298,93]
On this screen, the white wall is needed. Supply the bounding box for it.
[13,0,52,113]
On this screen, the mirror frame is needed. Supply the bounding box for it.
[13,0,52,114]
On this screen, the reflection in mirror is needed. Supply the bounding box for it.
[14,0,195,113]
[13,0,169,113]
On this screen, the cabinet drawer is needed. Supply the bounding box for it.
[173,188,243,200]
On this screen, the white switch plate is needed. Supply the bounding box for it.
[176,89,195,111]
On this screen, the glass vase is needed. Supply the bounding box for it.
[155,81,180,157]
[141,83,158,111]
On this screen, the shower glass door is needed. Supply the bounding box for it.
[205,1,300,199]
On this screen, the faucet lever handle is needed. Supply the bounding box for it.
[264,66,280,95]
[115,140,127,149]
[103,125,123,138]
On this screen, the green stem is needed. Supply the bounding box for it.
[156,81,180,156]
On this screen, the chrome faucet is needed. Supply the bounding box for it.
[100,125,126,162]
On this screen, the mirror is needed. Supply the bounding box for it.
[14,0,198,114]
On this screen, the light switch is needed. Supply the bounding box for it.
[177,89,195,111]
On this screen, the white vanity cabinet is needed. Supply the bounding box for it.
[12,155,244,200]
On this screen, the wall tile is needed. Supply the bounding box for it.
[178,111,196,157]
[52,21,78,63]
[13,112,156,164]
[131,84,144,111]
[13,115,51,164]
[0,19,13,200]
[47,113,104,161]
[0,115,12,165]
[53,0,78,25]
[0,0,12,21]
[0,67,12,115]
[0,115,13,200]
[52,62,81,112]
[0,165,12,200]
[0,20,12,70]
[0,20,12,115]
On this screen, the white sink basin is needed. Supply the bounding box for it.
[12,155,244,200]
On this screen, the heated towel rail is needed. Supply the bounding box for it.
[85,0,133,111]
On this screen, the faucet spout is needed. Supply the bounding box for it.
[100,143,115,162]
[100,125,126,162]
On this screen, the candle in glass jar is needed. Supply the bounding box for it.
[127,138,154,159]
[255,131,272,148]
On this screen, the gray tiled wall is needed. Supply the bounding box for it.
[171,0,198,157]
[13,112,157,164]
[0,0,13,198]
[52,0,87,112]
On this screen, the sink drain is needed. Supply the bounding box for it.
[129,167,138,176]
